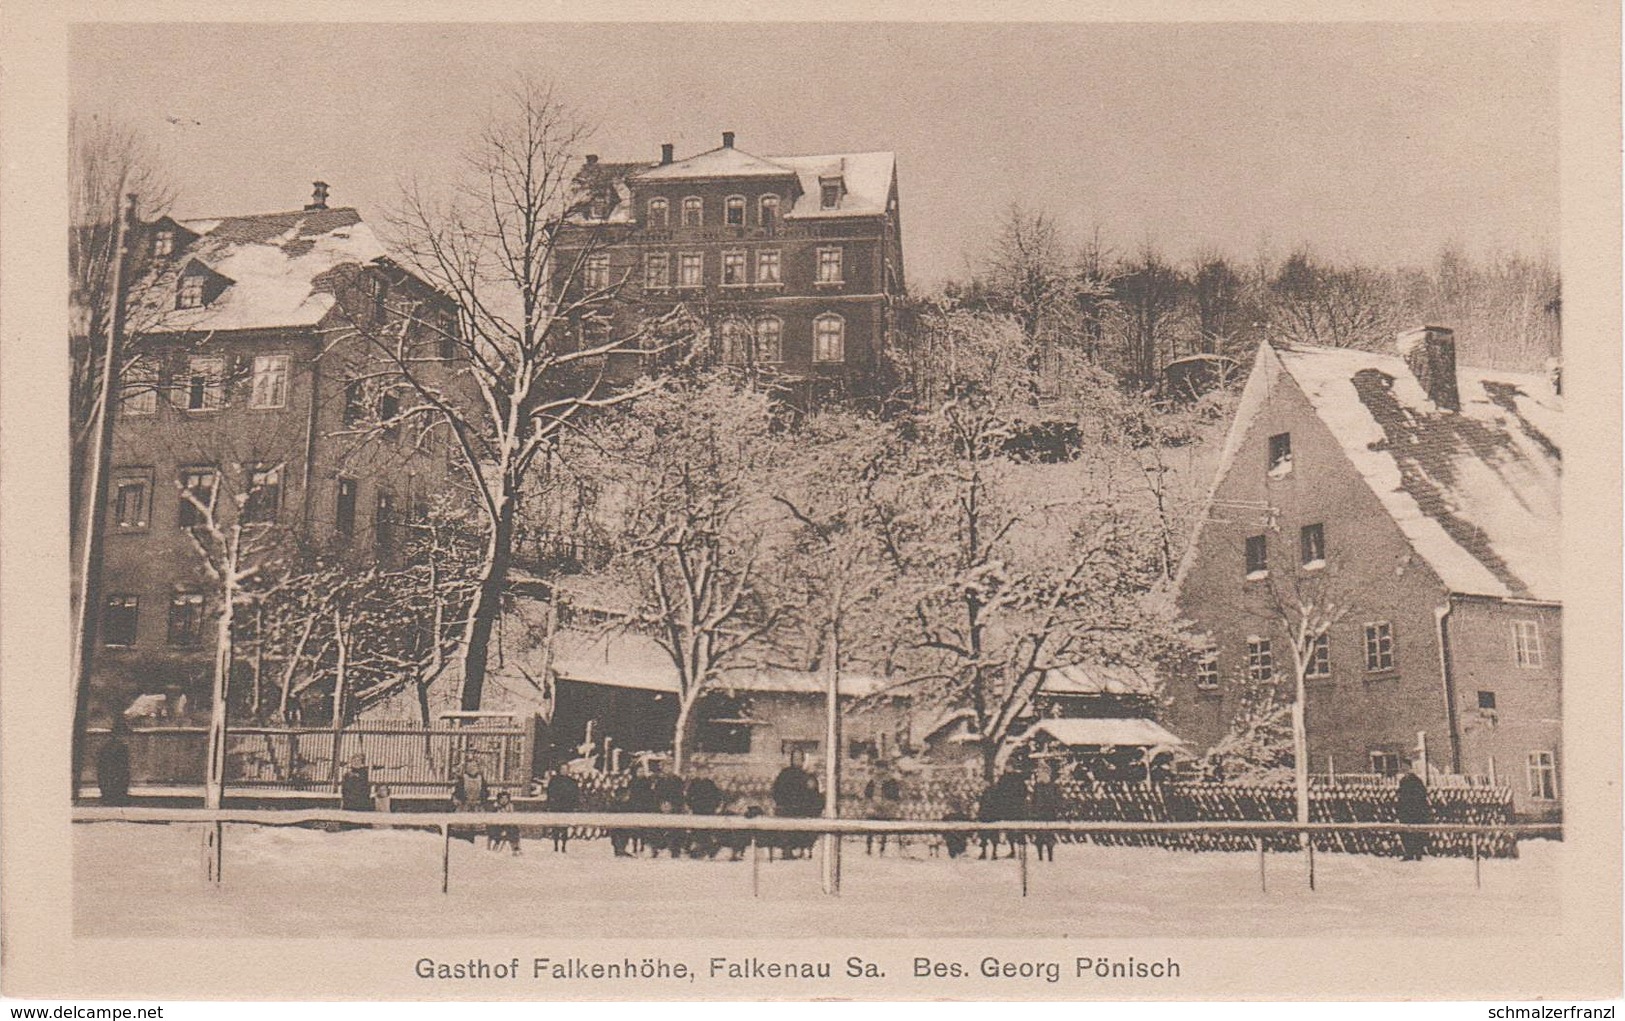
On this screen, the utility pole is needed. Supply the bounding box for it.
[70,192,135,800]
[820,626,842,896]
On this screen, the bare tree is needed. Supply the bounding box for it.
[1111,244,1188,391]
[346,77,698,711]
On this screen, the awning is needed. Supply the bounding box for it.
[1025,718,1184,749]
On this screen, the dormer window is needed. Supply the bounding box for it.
[820,178,843,210]
[153,228,174,258]
[177,274,206,309]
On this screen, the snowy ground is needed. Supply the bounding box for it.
[75,822,1560,939]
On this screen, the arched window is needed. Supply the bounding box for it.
[813,314,845,363]
[755,317,783,363]
[681,196,703,227]
[725,195,746,227]
[719,319,750,366]
[647,197,668,228]
[759,195,779,234]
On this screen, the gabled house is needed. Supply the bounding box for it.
[552,132,906,406]
[1164,328,1562,818]
[91,184,462,730]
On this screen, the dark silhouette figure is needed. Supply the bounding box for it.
[942,809,971,858]
[618,767,659,857]
[487,789,521,854]
[339,756,372,812]
[96,718,132,807]
[650,767,688,858]
[1029,768,1062,862]
[685,776,725,858]
[1396,770,1432,861]
[865,771,904,856]
[546,770,582,852]
[449,759,488,844]
[771,750,820,859]
[978,772,1029,859]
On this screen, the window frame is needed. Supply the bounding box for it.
[819,180,841,210]
[176,273,206,310]
[720,249,748,287]
[756,249,782,285]
[152,229,174,258]
[111,471,153,532]
[166,591,206,647]
[1304,633,1331,678]
[1369,751,1401,777]
[1246,636,1274,683]
[103,594,139,648]
[121,357,159,416]
[1513,620,1543,668]
[1363,621,1396,673]
[336,477,358,538]
[725,195,746,227]
[681,196,703,227]
[1526,750,1558,801]
[677,251,704,289]
[1268,432,1293,478]
[1244,534,1268,579]
[242,464,282,525]
[582,254,611,291]
[719,319,751,366]
[813,313,846,363]
[177,466,218,528]
[754,317,783,364]
[815,246,844,285]
[647,197,669,229]
[1300,522,1326,568]
[249,353,290,410]
[643,251,670,291]
[759,194,780,233]
[183,356,224,412]
[1195,647,1220,690]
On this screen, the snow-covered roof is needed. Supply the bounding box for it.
[634,146,799,182]
[130,207,390,333]
[550,627,889,698]
[1025,718,1185,749]
[770,152,895,220]
[1037,662,1161,697]
[1272,341,1561,601]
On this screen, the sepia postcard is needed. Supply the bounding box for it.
[1,0,1619,1006]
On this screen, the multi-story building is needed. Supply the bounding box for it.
[1163,328,1562,818]
[89,184,460,729]
[556,132,906,405]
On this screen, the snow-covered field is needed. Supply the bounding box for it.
[74,822,1560,939]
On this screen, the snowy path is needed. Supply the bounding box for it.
[75,822,1560,939]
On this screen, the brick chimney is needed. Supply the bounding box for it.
[660,143,674,165]
[722,131,735,149]
[305,181,330,211]
[1396,326,1460,412]
[585,154,598,166]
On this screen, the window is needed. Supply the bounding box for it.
[756,250,781,284]
[1246,638,1274,682]
[153,229,174,257]
[1477,690,1497,711]
[759,195,779,233]
[342,379,367,427]
[695,694,753,754]
[647,197,669,228]
[816,247,843,284]
[249,354,289,409]
[583,254,610,290]
[1268,432,1293,478]
[1300,523,1326,567]
[103,595,138,647]
[183,357,223,411]
[1369,751,1401,777]
[725,196,745,226]
[1305,634,1331,678]
[167,593,206,647]
[1244,534,1268,578]
[177,274,205,309]
[178,467,217,527]
[820,180,841,209]
[781,739,819,758]
[375,491,395,553]
[1513,620,1543,668]
[644,252,670,291]
[121,357,158,416]
[678,252,703,288]
[1526,751,1558,800]
[813,314,845,363]
[242,465,281,524]
[379,392,401,442]
[681,196,703,227]
[719,320,749,365]
[721,250,747,286]
[755,317,782,363]
[336,478,357,538]
[111,474,151,531]
[372,276,390,320]
[1364,622,1395,672]
[434,310,458,360]
[1195,648,1220,690]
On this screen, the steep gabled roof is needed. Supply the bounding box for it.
[129,207,391,333]
[1185,341,1561,603]
[633,146,800,182]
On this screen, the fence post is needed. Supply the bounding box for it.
[1472,831,1481,890]
[212,820,224,885]
[751,835,760,898]
[1257,835,1266,892]
[441,823,451,894]
[1306,832,1316,891]
[1018,836,1029,897]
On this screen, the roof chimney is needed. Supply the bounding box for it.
[660,143,674,165]
[1396,326,1460,412]
[722,131,735,149]
[306,181,329,211]
[585,154,599,166]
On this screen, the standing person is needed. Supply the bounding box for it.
[340,755,372,812]
[772,749,818,860]
[652,765,688,859]
[450,756,488,844]
[96,716,132,807]
[546,768,582,853]
[1029,761,1061,863]
[864,767,904,857]
[1396,769,1432,861]
[625,761,661,856]
[685,776,725,859]
[487,790,521,854]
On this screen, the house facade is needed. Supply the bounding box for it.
[91,185,461,729]
[554,132,906,405]
[1163,328,1562,819]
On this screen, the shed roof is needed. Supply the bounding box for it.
[1026,718,1185,749]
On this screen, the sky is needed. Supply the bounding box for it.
[71,21,1559,290]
